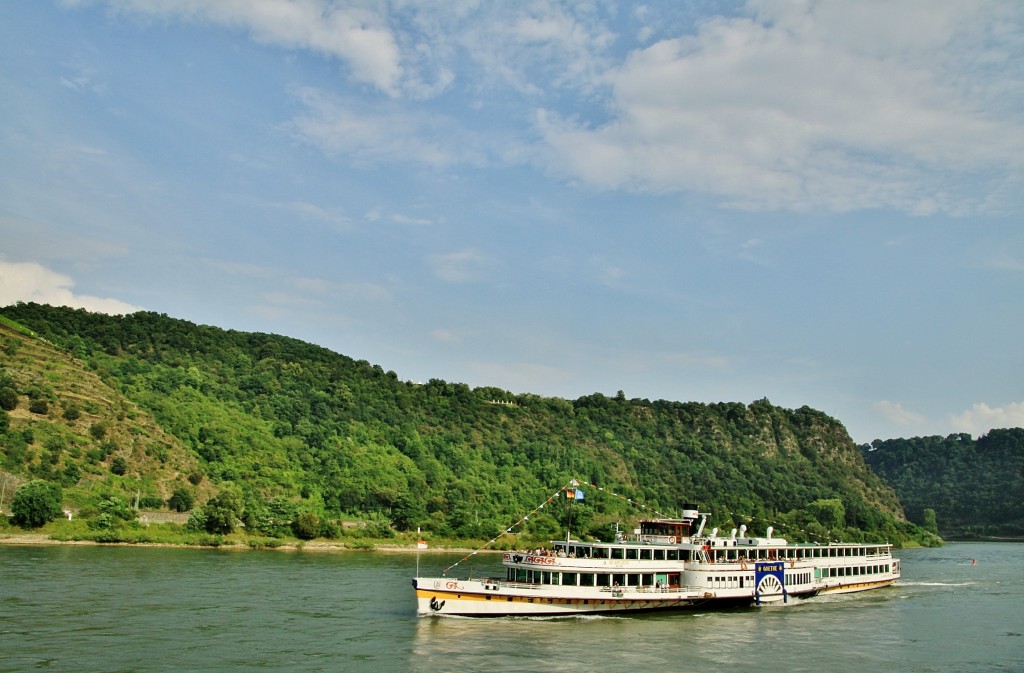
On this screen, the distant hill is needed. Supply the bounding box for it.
[0,302,934,545]
[862,430,1024,538]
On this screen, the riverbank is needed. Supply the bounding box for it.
[0,531,485,553]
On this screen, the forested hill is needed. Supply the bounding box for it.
[862,431,1024,538]
[1,302,932,545]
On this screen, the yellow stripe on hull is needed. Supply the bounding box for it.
[415,588,695,616]
[817,578,897,595]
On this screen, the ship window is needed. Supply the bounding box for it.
[580,574,595,586]
[563,572,577,586]
[654,550,666,561]
[611,548,624,560]
[597,573,611,587]
[640,549,652,560]
[667,550,679,561]
[642,574,654,586]
[626,548,638,560]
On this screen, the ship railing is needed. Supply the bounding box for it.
[484,581,548,591]
[597,585,682,595]
[482,581,682,594]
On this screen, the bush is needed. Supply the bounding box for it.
[89,423,108,440]
[292,512,321,540]
[200,489,243,535]
[60,463,81,486]
[11,480,64,528]
[98,496,136,522]
[139,495,164,509]
[168,487,195,512]
[0,387,17,411]
[320,519,342,539]
[110,456,128,476]
[28,399,48,415]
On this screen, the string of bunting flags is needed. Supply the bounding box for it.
[441,481,571,576]
[439,478,849,576]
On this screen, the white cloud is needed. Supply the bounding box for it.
[429,249,488,283]
[538,0,1024,214]
[289,87,486,168]
[429,328,461,344]
[75,0,404,94]
[950,402,1024,436]
[0,261,141,314]
[873,400,926,427]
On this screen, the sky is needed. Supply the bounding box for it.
[1,1,1022,444]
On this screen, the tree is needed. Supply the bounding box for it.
[807,498,846,530]
[201,488,243,535]
[11,480,64,528]
[110,456,128,476]
[292,511,321,540]
[922,508,938,534]
[0,387,17,411]
[168,487,195,512]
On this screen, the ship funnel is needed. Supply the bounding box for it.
[682,504,700,520]
[739,525,747,538]
[766,526,774,539]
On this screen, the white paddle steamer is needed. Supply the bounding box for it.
[413,503,900,616]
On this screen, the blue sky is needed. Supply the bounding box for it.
[1,1,1022,443]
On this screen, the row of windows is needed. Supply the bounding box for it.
[550,543,888,563]
[553,545,689,561]
[506,567,869,589]
[825,564,890,578]
[508,569,674,588]
[704,572,813,589]
[707,546,889,563]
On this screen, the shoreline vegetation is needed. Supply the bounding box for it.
[0,533,479,552]
[0,516,502,553]
[0,515,944,553]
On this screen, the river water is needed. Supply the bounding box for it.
[1,542,1020,673]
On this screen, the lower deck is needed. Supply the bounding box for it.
[413,563,899,616]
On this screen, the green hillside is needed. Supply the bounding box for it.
[0,302,934,546]
[862,430,1024,538]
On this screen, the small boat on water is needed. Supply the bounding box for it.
[412,494,900,617]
